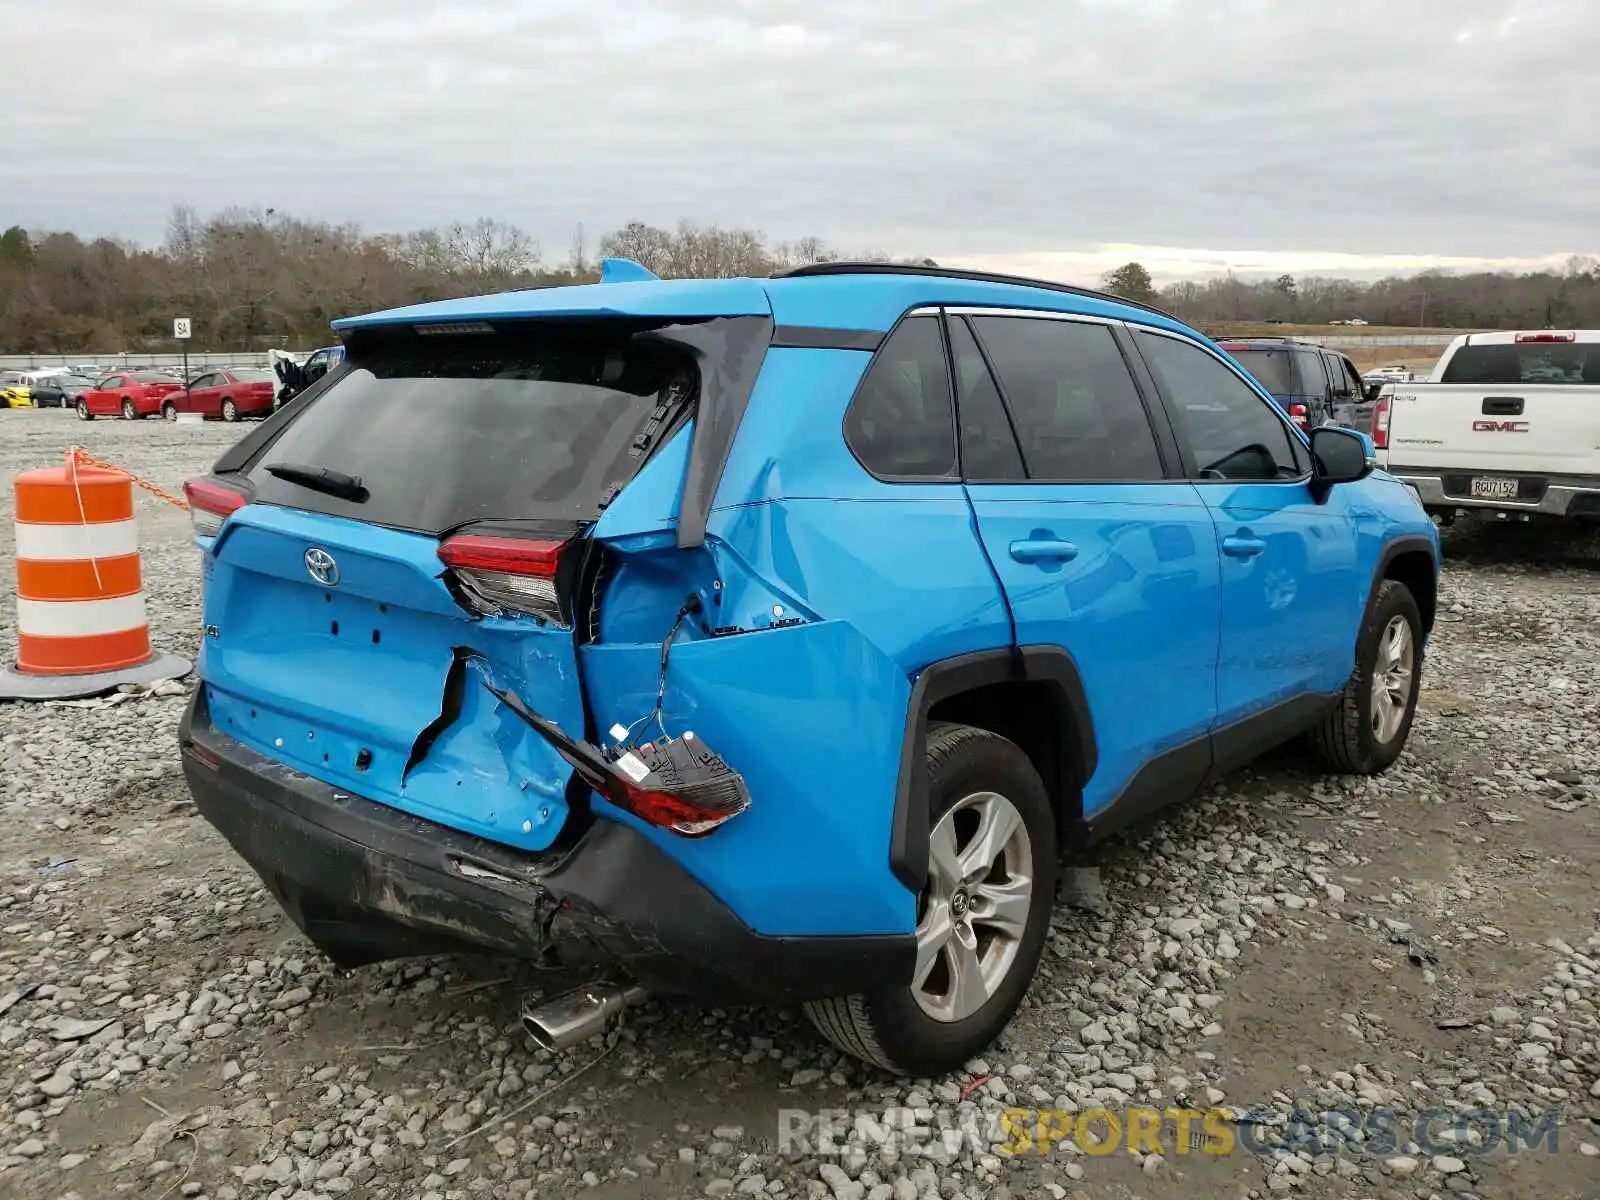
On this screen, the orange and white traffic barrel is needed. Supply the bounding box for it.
[2,461,190,701]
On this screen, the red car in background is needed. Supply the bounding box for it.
[163,368,277,421]
[78,371,184,420]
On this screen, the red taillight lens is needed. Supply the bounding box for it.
[610,775,749,838]
[183,477,246,538]
[438,533,572,624]
[1287,403,1309,429]
[1371,394,1392,450]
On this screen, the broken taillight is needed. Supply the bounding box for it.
[438,533,573,625]
[1287,402,1309,430]
[184,477,247,538]
[481,681,751,838]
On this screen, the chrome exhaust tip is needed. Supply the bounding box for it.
[521,982,649,1053]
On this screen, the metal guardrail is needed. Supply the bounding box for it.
[1315,334,1457,348]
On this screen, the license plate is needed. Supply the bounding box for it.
[1470,476,1519,499]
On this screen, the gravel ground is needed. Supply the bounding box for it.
[1,409,1597,1200]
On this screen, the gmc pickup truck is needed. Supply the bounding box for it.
[1375,330,1600,523]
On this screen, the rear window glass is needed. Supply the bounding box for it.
[132,371,177,383]
[230,368,273,382]
[244,321,696,533]
[1225,348,1296,395]
[1441,343,1600,385]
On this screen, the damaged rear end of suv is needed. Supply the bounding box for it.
[179,268,921,1059]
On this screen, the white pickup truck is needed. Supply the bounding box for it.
[1375,330,1600,523]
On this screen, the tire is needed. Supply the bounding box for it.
[1308,578,1423,775]
[221,398,239,422]
[76,399,94,421]
[804,722,1056,1076]
[121,398,137,420]
[163,402,178,421]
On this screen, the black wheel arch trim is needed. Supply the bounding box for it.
[1367,534,1440,637]
[888,645,1097,891]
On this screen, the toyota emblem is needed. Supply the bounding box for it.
[304,547,340,586]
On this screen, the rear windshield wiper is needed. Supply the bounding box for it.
[264,461,369,502]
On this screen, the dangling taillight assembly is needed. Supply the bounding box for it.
[438,533,575,625]
[481,680,751,837]
[1287,402,1309,430]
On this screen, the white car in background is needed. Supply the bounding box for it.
[1364,365,1413,384]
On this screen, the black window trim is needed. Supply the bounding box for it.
[839,307,961,486]
[952,307,1182,487]
[1131,325,1314,485]
[940,308,1026,484]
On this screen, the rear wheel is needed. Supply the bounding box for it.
[804,722,1056,1076]
[76,398,94,421]
[121,398,137,420]
[221,398,239,422]
[1308,579,1423,774]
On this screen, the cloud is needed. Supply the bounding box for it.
[2,0,1594,272]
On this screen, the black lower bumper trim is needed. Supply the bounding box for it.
[180,690,913,1004]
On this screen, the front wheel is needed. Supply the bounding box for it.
[163,402,178,421]
[804,722,1056,1075]
[1308,579,1423,774]
[221,398,239,422]
[77,399,94,421]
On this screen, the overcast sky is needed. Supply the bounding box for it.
[3,0,1595,282]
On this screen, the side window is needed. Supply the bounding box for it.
[970,316,1164,481]
[1136,332,1305,482]
[948,317,1024,480]
[1341,359,1365,397]
[1324,355,1352,398]
[843,315,957,479]
[190,373,214,389]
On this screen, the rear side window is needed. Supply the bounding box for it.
[971,316,1164,481]
[1136,331,1307,481]
[843,315,957,479]
[244,320,697,533]
[1441,342,1599,385]
[1228,348,1297,396]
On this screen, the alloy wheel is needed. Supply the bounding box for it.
[912,790,1034,1023]
[1370,615,1414,743]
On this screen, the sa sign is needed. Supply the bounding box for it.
[173,317,192,340]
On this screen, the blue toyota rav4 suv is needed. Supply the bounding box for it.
[179,261,1440,1076]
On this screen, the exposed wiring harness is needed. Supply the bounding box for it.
[615,593,703,748]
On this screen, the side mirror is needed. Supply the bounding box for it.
[1309,426,1374,501]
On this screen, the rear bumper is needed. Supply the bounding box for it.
[179,690,911,1003]
[1391,470,1600,519]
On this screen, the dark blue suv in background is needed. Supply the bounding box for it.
[180,262,1440,1076]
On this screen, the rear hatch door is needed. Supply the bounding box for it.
[200,318,703,851]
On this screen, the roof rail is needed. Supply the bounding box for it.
[772,261,1176,320]
[1212,334,1324,347]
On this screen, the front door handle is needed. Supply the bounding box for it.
[1222,534,1267,558]
[1009,538,1079,564]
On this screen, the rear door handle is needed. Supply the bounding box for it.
[1221,534,1266,558]
[1009,539,1079,564]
